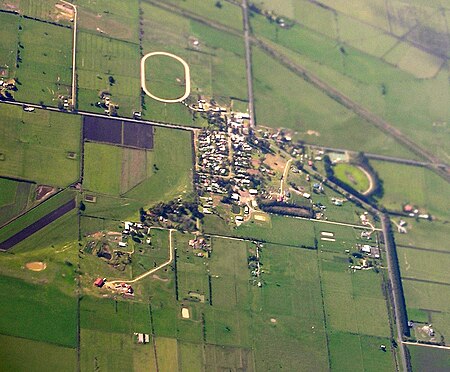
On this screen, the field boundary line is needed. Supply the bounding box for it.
[403,341,450,350]
[60,0,77,108]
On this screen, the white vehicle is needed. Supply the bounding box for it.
[23,106,35,112]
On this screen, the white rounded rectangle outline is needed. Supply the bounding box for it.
[141,52,191,103]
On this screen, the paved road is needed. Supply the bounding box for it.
[242,0,255,127]
[403,341,450,351]
[381,215,410,372]
[0,99,200,131]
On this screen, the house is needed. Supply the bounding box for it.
[118,241,128,248]
[94,277,105,287]
[403,204,414,213]
[249,189,258,195]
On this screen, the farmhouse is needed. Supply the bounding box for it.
[94,277,105,287]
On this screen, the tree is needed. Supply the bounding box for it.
[108,75,115,86]
[215,1,222,8]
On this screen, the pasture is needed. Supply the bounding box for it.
[0,105,81,186]
[319,251,391,338]
[333,163,370,194]
[408,343,450,372]
[14,17,72,105]
[0,12,18,75]
[76,31,141,116]
[140,2,247,125]
[0,334,77,372]
[76,0,140,42]
[402,279,450,339]
[0,274,77,347]
[235,214,316,247]
[0,179,32,226]
[372,161,450,219]
[395,219,450,251]
[249,3,450,160]
[251,46,416,158]
[0,189,75,244]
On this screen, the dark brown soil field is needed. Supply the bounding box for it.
[123,122,154,149]
[0,198,76,251]
[83,116,154,150]
[83,116,122,144]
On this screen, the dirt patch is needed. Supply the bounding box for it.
[35,185,57,202]
[264,153,286,173]
[306,130,320,136]
[26,262,46,271]
[120,148,147,194]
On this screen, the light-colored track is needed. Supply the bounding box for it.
[141,52,190,103]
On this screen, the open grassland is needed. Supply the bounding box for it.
[140,2,247,126]
[249,5,450,160]
[235,214,316,247]
[408,344,450,372]
[0,12,18,73]
[0,274,77,347]
[251,46,418,158]
[77,31,141,116]
[80,194,143,221]
[333,163,370,193]
[253,244,329,370]
[124,127,193,205]
[154,0,243,32]
[402,280,450,340]
[316,224,372,253]
[372,161,450,219]
[320,251,391,338]
[395,219,450,251]
[0,105,81,186]
[328,331,395,371]
[398,246,450,284]
[76,0,140,42]
[0,189,75,244]
[0,178,19,206]
[0,334,77,372]
[14,17,72,105]
[83,142,123,195]
[0,0,72,24]
[83,127,192,215]
[252,0,449,159]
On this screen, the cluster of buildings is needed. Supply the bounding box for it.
[188,236,211,258]
[197,129,230,178]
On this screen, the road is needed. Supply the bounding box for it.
[381,215,410,372]
[308,144,449,170]
[403,341,450,351]
[255,38,450,182]
[60,0,77,107]
[242,0,255,127]
[106,229,174,287]
[0,99,200,131]
[280,158,292,197]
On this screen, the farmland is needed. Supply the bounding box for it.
[372,161,450,219]
[0,105,81,186]
[249,0,450,161]
[0,179,32,226]
[14,16,72,105]
[0,334,77,372]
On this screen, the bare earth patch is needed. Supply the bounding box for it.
[35,185,57,202]
[25,262,46,271]
[306,130,320,136]
[152,274,169,282]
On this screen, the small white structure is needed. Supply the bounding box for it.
[181,307,190,319]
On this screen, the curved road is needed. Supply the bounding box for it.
[106,229,174,288]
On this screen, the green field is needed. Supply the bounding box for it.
[251,46,417,158]
[76,30,141,116]
[83,127,193,214]
[334,163,371,194]
[0,178,18,207]
[0,274,77,347]
[76,0,140,42]
[249,1,450,161]
[140,2,247,125]
[0,105,81,186]
[14,16,72,105]
[408,343,450,372]
[395,219,450,251]
[372,161,450,219]
[0,188,75,244]
[0,334,77,372]
[0,12,19,75]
